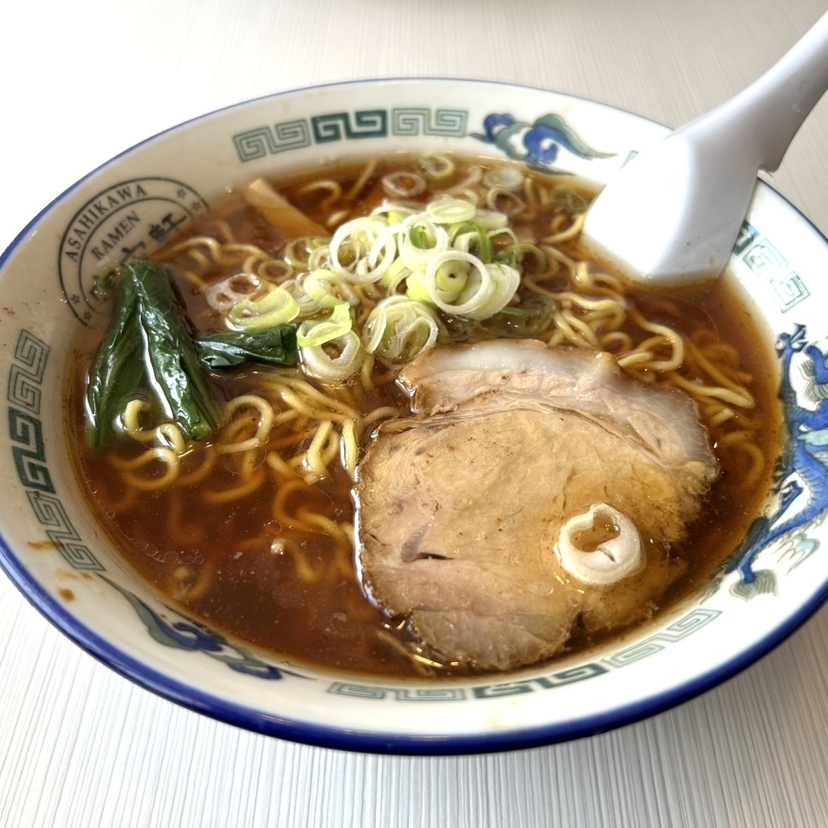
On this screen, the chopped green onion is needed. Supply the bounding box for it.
[434,260,469,298]
[329,217,396,284]
[297,302,353,347]
[420,252,489,318]
[421,252,519,320]
[417,154,455,179]
[362,297,439,365]
[280,277,321,318]
[426,197,476,225]
[379,256,411,292]
[382,171,426,198]
[449,221,492,263]
[404,273,431,303]
[371,201,419,223]
[227,286,300,330]
[409,225,432,249]
[505,241,547,272]
[477,263,521,318]
[551,188,588,214]
[472,209,509,231]
[205,272,262,312]
[398,215,448,271]
[484,166,525,191]
[282,236,330,268]
[486,186,525,216]
[303,269,360,309]
[301,330,363,381]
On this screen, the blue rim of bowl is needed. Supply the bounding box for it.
[2,77,828,756]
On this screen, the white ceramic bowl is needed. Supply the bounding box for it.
[2,78,827,755]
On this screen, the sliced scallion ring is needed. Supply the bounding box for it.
[297,302,353,348]
[227,286,300,330]
[381,171,426,198]
[301,330,363,381]
[329,217,397,284]
[506,241,547,272]
[486,186,525,216]
[282,236,330,268]
[303,269,360,308]
[433,259,470,299]
[417,154,455,179]
[449,221,492,263]
[484,166,525,191]
[205,273,262,312]
[379,257,412,292]
[370,200,419,223]
[476,262,521,318]
[426,197,476,225]
[473,209,509,231]
[404,272,431,303]
[420,252,493,318]
[280,278,320,318]
[421,253,519,320]
[398,215,448,271]
[362,297,439,364]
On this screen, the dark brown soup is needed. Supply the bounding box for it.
[67,155,782,678]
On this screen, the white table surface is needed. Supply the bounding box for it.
[3,1,828,825]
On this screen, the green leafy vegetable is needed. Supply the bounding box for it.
[87,260,304,451]
[195,326,299,368]
[440,294,557,343]
[86,260,224,451]
[483,294,556,337]
[85,275,143,452]
[129,259,224,443]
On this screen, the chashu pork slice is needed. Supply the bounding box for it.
[355,339,718,672]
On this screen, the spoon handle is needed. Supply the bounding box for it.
[680,11,828,172]
[583,11,828,285]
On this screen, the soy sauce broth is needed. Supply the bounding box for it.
[66,155,782,679]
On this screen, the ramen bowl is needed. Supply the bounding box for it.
[1,78,827,755]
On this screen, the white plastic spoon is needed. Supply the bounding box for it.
[583,11,828,286]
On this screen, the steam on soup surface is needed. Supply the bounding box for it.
[68,154,781,678]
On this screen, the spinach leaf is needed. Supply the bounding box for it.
[195,326,299,369]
